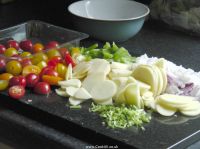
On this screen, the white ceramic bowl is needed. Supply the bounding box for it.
[68,0,150,42]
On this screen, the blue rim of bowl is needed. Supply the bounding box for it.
[68,0,150,22]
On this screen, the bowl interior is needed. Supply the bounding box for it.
[68,0,149,21]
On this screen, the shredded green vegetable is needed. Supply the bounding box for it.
[89,103,151,129]
[80,42,136,64]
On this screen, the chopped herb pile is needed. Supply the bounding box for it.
[89,103,151,129]
[80,42,136,63]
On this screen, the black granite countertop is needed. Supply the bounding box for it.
[0,0,200,149]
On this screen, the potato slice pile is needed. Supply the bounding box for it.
[55,64,92,105]
[156,94,200,116]
[56,59,117,105]
[109,59,168,109]
[82,59,116,105]
[132,60,167,96]
[56,79,92,105]
[55,58,200,117]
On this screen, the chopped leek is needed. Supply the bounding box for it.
[89,103,151,129]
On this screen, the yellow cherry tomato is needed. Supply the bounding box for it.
[22,65,41,76]
[6,60,22,76]
[31,52,48,65]
[42,75,63,86]
[71,47,80,56]
[46,49,61,59]
[4,48,18,57]
[37,61,47,69]
[0,73,13,80]
[0,80,9,91]
[55,63,67,78]
[20,52,32,58]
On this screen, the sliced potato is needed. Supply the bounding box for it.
[90,80,117,101]
[82,73,106,92]
[132,65,158,96]
[136,80,151,90]
[158,94,196,105]
[66,87,79,96]
[74,87,92,99]
[93,98,113,105]
[178,101,200,111]
[112,77,128,96]
[109,69,132,78]
[155,94,200,116]
[73,61,90,76]
[58,79,81,88]
[111,62,131,70]
[156,103,177,116]
[88,59,110,75]
[152,65,163,96]
[154,58,167,93]
[112,77,128,87]
[159,68,167,93]
[65,64,72,80]
[55,88,69,97]
[137,80,151,96]
[124,83,141,108]
[72,72,87,79]
[142,91,154,99]
[58,87,67,91]
[180,108,200,116]
[157,98,189,111]
[143,96,155,109]
[127,76,137,84]
[115,89,126,104]
[69,97,85,106]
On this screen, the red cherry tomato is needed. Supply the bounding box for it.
[58,47,69,58]
[19,40,33,51]
[25,73,39,88]
[0,44,6,54]
[45,41,59,50]
[9,75,26,87]
[21,58,32,67]
[11,54,21,59]
[64,53,76,67]
[45,69,58,76]
[47,56,62,67]
[8,85,25,99]
[34,82,50,95]
[0,57,6,72]
[7,40,20,50]
[40,66,58,78]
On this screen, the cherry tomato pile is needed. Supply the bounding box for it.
[0,39,77,99]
